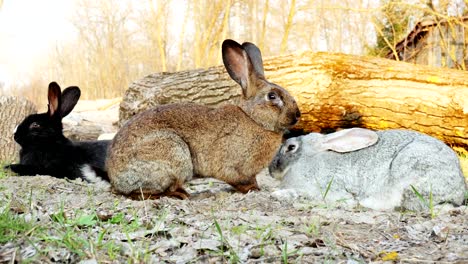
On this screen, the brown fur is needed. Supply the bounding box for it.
[106,40,300,199]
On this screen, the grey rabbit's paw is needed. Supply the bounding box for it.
[271,189,299,202]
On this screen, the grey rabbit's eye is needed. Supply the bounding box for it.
[29,122,40,129]
[286,143,297,153]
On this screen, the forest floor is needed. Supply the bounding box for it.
[0,171,466,264]
[1,101,467,263]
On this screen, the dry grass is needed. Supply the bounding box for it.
[454,147,468,181]
[458,154,468,181]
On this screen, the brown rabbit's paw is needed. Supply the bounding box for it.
[123,189,163,200]
[231,178,260,194]
[121,187,190,200]
[163,187,190,200]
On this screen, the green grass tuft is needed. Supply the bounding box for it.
[410,185,435,218]
[0,161,10,179]
[213,217,240,263]
[0,204,41,244]
[322,176,334,200]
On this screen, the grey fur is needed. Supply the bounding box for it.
[269,128,467,211]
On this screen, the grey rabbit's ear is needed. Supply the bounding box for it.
[222,39,257,98]
[47,82,62,118]
[316,128,379,153]
[242,42,265,77]
[60,86,81,118]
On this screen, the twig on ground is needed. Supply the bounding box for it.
[334,232,375,259]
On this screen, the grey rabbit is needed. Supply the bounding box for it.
[269,128,467,211]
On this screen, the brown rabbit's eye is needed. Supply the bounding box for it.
[267,92,277,101]
[29,122,40,129]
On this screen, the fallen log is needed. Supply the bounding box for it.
[63,98,120,141]
[120,51,468,148]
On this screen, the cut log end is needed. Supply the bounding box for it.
[0,96,37,162]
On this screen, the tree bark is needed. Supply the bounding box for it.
[0,96,37,162]
[120,52,468,149]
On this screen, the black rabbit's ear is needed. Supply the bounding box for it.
[222,39,256,98]
[60,86,81,118]
[47,82,62,117]
[242,42,265,78]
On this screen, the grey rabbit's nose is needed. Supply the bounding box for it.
[268,161,277,175]
[269,156,281,171]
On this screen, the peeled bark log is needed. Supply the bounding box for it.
[63,99,120,141]
[0,96,37,162]
[120,52,468,148]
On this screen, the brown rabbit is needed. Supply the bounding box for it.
[106,39,300,199]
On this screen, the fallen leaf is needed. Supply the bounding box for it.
[379,251,399,261]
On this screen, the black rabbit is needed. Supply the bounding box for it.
[4,82,110,182]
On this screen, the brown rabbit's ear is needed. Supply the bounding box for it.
[60,86,81,118]
[47,82,62,118]
[222,39,256,98]
[242,42,265,78]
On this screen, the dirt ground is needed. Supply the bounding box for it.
[0,171,467,264]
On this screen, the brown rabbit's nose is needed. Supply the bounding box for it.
[289,109,301,125]
[295,110,301,119]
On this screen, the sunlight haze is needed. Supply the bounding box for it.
[0,0,74,88]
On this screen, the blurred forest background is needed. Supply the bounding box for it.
[0,0,467,106]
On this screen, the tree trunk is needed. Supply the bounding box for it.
[120,52,468,149]
[0,96,37,162]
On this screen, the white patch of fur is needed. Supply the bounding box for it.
[270,165,290,180]
[80,164,110,189]
[276,99,284,108]
[81,164,98,182]
[360,189,404,211]
[13,125,18,134]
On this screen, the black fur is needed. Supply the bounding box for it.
[4,82,110,181]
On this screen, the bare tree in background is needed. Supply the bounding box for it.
[176,3,191,71]
[280,0,296,53]
[139,0,170,72]
[33,0,379,103]
[62,0,137,99]
[258,0,269,51]
[10,0,468,105]
[192,0,234,68]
